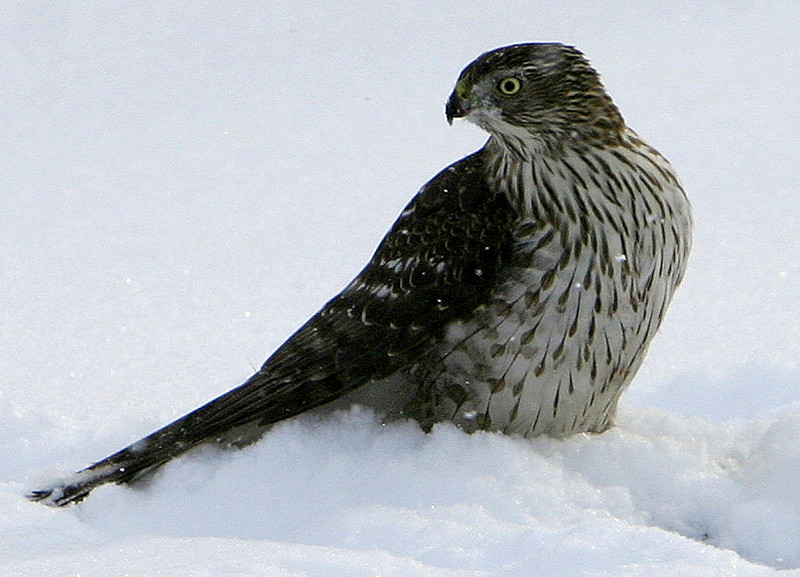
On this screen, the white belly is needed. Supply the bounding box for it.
[406,210,681,437]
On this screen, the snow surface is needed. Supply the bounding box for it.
[3,2,800,576]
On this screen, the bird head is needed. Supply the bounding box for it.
[446,43,625,153]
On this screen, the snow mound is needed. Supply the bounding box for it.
[8,406,798,575]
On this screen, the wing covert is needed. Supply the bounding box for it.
[238,147,519,426]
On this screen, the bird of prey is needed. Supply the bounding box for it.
[29,43,692,506]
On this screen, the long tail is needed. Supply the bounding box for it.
[26,390,246,505]
[26,367,334,507]
[27,246,453,506]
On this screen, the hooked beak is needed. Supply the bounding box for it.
[445,90,470,125]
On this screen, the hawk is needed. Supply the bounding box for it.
[29,43,691,506]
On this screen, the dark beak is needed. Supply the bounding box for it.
[445,90,470,125]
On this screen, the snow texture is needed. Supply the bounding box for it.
[3,2,800,576]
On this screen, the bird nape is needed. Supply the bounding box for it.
[28,43,691,507]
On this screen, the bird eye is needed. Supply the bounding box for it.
[497,77,521,95]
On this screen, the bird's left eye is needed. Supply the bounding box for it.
[496,77,521,95]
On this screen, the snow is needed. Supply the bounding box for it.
[2,2,800,576]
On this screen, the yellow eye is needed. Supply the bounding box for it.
[497,77,521,95]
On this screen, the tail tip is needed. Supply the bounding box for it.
[26,479,91,507]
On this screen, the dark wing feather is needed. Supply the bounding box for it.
[28,147,517,506]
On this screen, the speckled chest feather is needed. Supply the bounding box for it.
[404,132,692,436]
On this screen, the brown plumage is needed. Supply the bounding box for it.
[29,43,691,506]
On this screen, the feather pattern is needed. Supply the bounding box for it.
[29,42,691,506]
